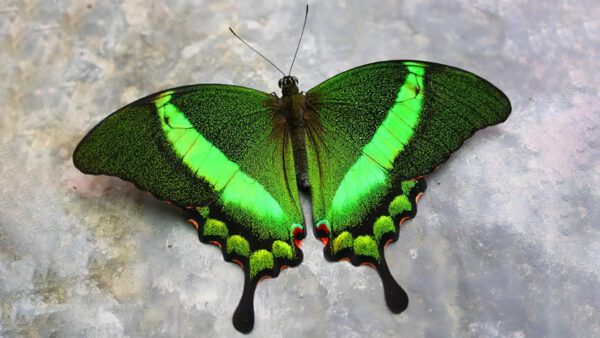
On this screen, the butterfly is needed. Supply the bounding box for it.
[72,6,511,333]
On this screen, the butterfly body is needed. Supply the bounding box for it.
[74,60,511,332]
[275,75,313,189]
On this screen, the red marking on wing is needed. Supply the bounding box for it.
[258,275,272,283]
[361,262,377,270]
[384,239,393,249]
[209,241,222,248]
[293,227,304,248]
[317,222,330,246]
[232,259,244,268]
[187,219,199,229]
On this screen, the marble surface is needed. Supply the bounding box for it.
[1,0,599,336]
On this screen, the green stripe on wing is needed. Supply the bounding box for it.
[154,91,290,238]
[327,63,426,232]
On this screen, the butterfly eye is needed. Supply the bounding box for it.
[292,76,298,84]
[278,78,284,88]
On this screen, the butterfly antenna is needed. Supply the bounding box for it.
[288,4,309,76]
[229,27,286,77]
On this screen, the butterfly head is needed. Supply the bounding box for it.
[278,75,299,96]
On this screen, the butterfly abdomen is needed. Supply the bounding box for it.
[279,86,311,189]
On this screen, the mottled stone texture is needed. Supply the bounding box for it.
[1,0,599,336]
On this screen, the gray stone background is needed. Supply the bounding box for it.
[1,0,598,337]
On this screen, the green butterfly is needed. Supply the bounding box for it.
[73,12,510,334]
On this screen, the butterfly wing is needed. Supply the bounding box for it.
[305,61,511,311]
[73,84,303,332]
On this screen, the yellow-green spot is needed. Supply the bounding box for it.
[249,249,274,279]
[203,218,228,238]
[333,231,354,254]
[272,241,293,260]
[401,180,417,195]
[327,63,426,231]
[154,93,289,238]
[226,235,250,257]
[198,206,210,219]
[354,235,379,260]
[389,195,412,217]
[373,216,395,243]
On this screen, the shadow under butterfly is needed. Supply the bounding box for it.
[73,5,511,333]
